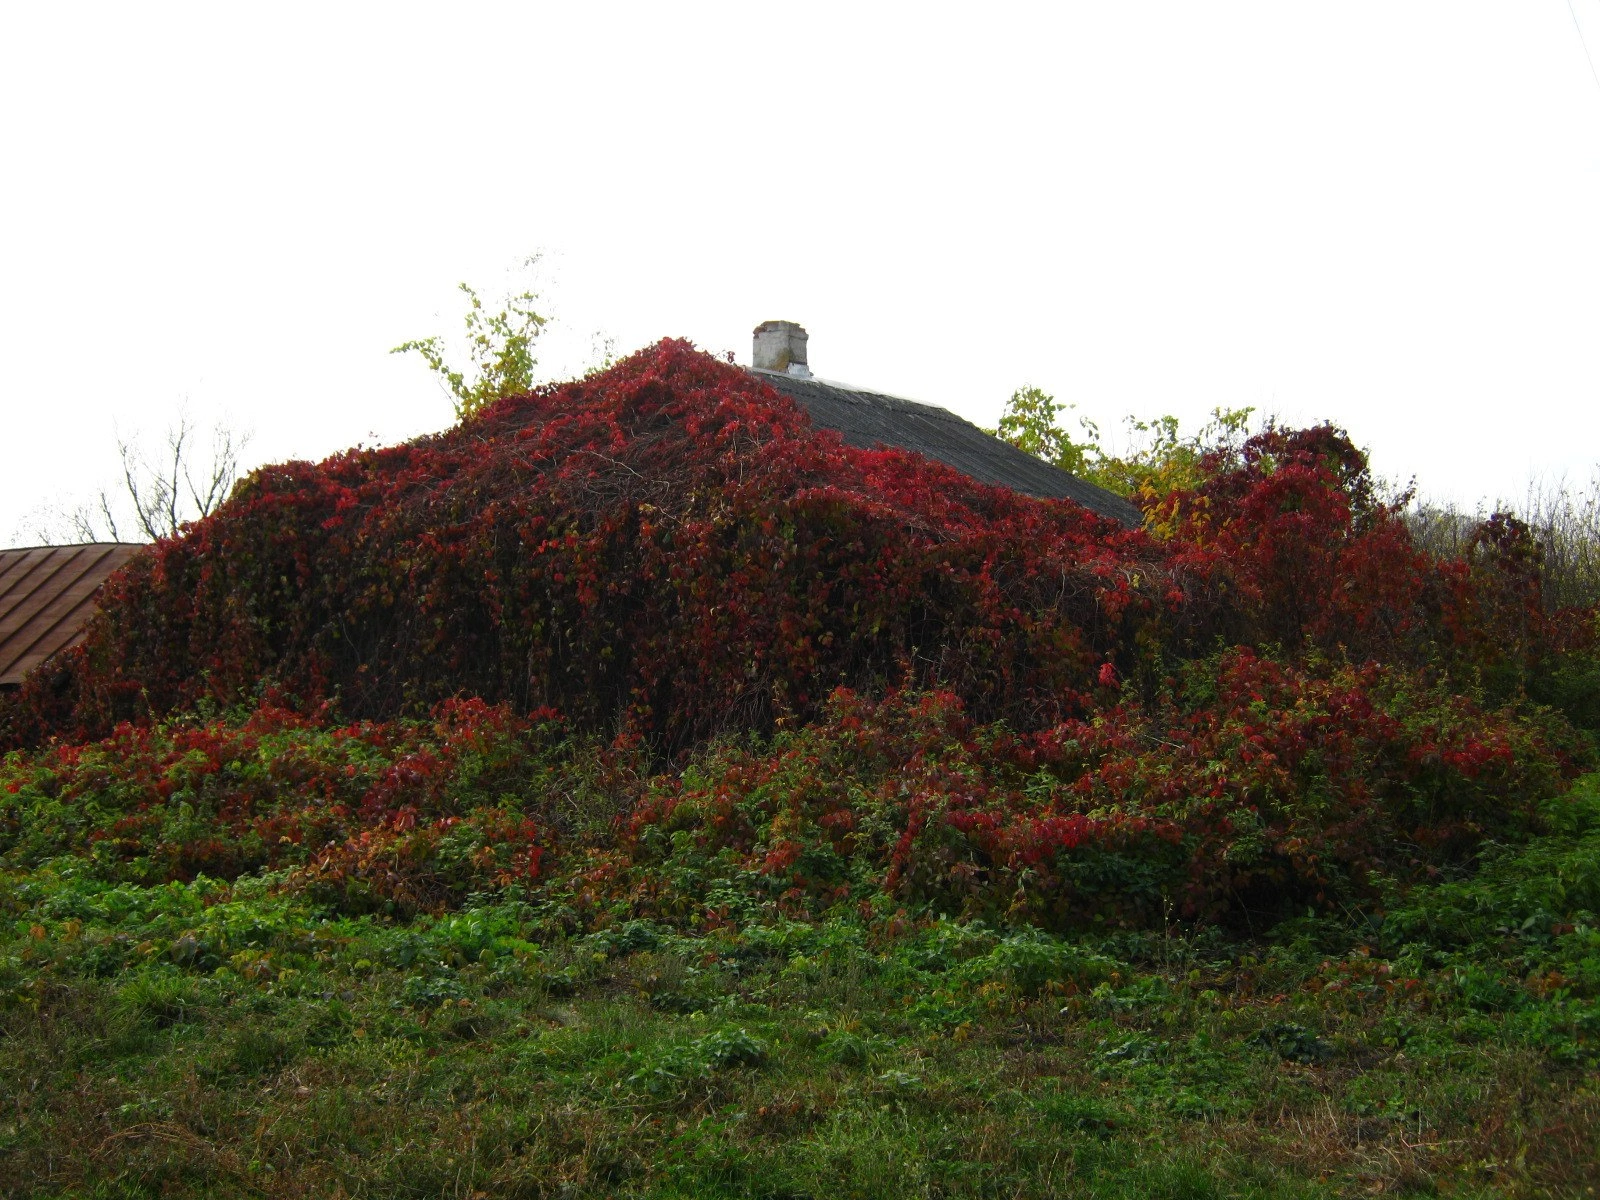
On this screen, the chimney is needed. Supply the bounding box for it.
[752,320,811,377]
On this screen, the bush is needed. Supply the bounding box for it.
[595,662,1570,929]
[0,700,561,911]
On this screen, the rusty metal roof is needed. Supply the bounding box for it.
[0,543,143,687]
[753,370,1144,527]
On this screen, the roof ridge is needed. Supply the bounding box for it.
[750,368,970,421]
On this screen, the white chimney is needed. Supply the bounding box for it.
[752,320,811,377]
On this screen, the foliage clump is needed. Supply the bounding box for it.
[0,699,567,918]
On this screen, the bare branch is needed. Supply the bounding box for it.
[92,491,120,542]
[105,412,253,542]
[183,422,250,519]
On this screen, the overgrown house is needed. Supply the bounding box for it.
[0,324,1135,691]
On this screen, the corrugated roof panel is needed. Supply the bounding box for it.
[0,543,143,686]
[753,371,1144,527]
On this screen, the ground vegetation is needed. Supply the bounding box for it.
[2,343,1599,1195]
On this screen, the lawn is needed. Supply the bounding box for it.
[4,776,1598,1197]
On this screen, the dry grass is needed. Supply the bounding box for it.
[1409,470,1600,612]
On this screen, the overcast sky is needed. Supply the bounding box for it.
[4,2,1600,543]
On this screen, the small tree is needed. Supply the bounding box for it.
[994,384,1253,525]
[392,258,548,420]
[994,385,1101,477]
[1090,408,1254,503]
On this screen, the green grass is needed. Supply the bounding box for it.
[4,784,1600,1198]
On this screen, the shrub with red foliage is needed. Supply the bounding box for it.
[1151,424,1436,659]
[1151,424,1599,705]
[0,698,561,915]
[0,674,1577,929]
[1442,511,1594,696]
[1,341,1163,756]
[594,658,1570,930]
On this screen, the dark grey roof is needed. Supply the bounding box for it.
[753,370,1142,527]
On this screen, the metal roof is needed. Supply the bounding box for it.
[752,370,1143,527]
[0,543,143,687]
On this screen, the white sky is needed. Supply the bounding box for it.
[4,2,1600,543]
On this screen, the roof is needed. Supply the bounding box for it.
[753,370,1143,527]
[0,543,143,687]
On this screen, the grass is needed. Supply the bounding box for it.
[4,853,1600,1198]
[4,766,1600,1198]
